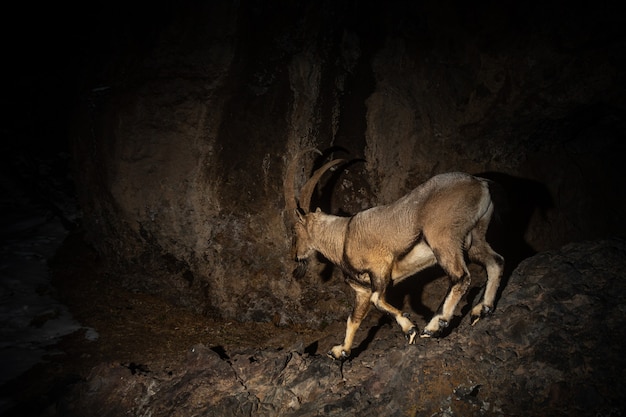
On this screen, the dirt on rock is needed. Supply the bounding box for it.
[3,235,626,417]
[0,231,336,417]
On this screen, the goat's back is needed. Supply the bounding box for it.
[346,172,490,258]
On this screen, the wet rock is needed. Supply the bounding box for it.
[61,239,626,416]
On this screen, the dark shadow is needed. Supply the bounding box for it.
[315,146,351,165]
[460,285,485,318]
[349,315,393,359]
[210,345,230,361]
[304,341,318,356]
[478,172,554,273]
[122,362,150,375]
[318,255,336,283]
[477,172,554,304]
[386,265,446,321]
[311,150,364,214]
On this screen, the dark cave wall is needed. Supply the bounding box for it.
[69,1,626,323]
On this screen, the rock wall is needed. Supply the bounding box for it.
[70,2,626,322]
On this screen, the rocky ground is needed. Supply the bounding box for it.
[1,235,624,417]
[3,3,626,416]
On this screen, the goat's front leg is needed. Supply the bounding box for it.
[366,268,418,344]
[370,291,418,344]
[329,284,371,360]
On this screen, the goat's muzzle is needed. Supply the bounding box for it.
[292,259,308,279]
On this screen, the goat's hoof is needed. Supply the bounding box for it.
[327,349,349,361]
[405,327,418,344]
[420,328,438,338]
[483,305,493,316]
[439,319,449,328]
[470,305,493,326]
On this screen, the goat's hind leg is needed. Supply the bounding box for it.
[329,282,372,360]
[468,241,504,325]
[421,246,471,338]
[466,208,505,325]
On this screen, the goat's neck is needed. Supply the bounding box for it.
[311,214,349,266]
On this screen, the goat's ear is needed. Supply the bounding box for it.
[295,208,306,223]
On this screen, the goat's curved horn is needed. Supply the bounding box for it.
[283,148,322,218]
[299,158,346,213]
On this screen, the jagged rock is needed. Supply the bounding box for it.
[61,239,626,416]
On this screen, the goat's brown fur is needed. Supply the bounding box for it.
[285,153,504,360]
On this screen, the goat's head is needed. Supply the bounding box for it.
[284,149,345,278]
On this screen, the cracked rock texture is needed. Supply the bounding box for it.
[60,239,626,416]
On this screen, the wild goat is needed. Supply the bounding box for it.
[284,150,504,360]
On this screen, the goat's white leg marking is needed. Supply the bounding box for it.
[460,204,504,325]
[421,243,470,338]
[329,285,371,360]
[470,243,504,324]
[370,292,418,344]
[467,209,505,325]
[330,316,360,360]
[422,274,470,337]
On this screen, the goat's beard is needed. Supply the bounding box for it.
[292,259,308,279]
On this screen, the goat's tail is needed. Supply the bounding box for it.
[478,174,510,227]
